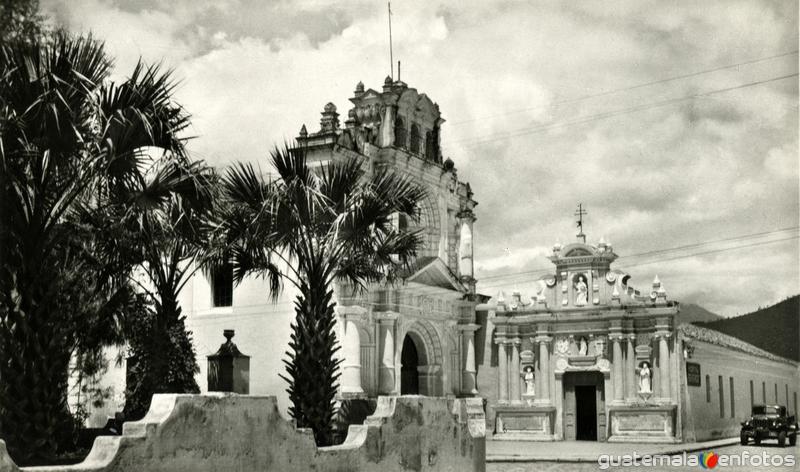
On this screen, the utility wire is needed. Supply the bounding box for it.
[475,226,799,282]
[449,50,798,126]
[450,73,799,147]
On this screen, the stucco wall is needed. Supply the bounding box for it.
[2,394,485,472]
[681,339,799,442]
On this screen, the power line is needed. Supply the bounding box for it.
[450,72,798,147]
[475,226,799,283]
[449,50,798,126]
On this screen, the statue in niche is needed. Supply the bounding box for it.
[574,274,588,306]
[578,337,588,356]
[638,361,652,394]
[523,366,535,395]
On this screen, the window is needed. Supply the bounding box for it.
[409,124,421,154]
[394,116,406,148]
[729,377,735,418]
[749,380,754,408]
[211,263,233,307]
[794,392,797,416]
[786,384,790,407]
[775,383,779,403]
[705,374,711,402]
[424,129,439,162]
[762,381,766,403]
[718,375,724,418]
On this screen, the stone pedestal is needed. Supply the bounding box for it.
[493,405,557,441]
[607,404,679,443]
[207,329,250,394]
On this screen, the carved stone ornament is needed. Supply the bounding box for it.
[545,276,557,288]
[606,272,617,283]
[555,337,570,356]
[556,357,569,371]
[597,358,611,370]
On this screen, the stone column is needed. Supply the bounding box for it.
[625,334,636,400]
[376,313,398,394]
[457,211,475,279]
[658,333,671,400]
[498,339,508,403]
[510,339,522,403]
[535,335,551,403]
[340,314,363,395]
[611,334,623,402]
[459,324,480,396]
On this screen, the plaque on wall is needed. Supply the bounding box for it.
[686,362,701,387]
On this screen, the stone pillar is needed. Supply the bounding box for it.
[340,315,363,395]
[457,211,475,279]
[376,313,398,394]
[497,339,508,403]
[510,339,522,403]
[625,334,636,400]
[658,333,671,400]
[459,324,480,396]
[535,335,551,403]
[611,334,623,402]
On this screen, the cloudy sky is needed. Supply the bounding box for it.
[44,0,798,317]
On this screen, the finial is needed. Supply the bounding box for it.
[299,124,307,137]
[574,203,587,243]
[355,81,364,94]
[223,329,235,342]
[652,275,661,286]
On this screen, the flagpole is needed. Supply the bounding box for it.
[388,2,394,80]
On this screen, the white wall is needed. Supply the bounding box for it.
[683,340,799,441]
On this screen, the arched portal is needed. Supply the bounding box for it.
[399,320,444,396]
[400,336,420,394]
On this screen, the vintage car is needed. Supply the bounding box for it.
[740,404,798,447]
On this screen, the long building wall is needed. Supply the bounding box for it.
[681,339,799,442]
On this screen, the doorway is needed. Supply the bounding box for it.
[563,371,606,441]
[400,335,419,394]
[575,385,598,440]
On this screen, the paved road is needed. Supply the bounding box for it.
[488,442,800,472]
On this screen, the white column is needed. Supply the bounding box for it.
[658,333,671,400]
[536,335,551,403]
[340,315,363,394]
[458,212,475,279]
[498,339,508,403]
[377,314,397,394]
[510,339,522,403]
[612,334,623,402]
[459,324,479,395]
[625,334,636,401]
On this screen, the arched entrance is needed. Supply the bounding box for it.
[401,336,420,394]
[399,320,444,396]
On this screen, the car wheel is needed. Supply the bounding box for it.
[740,432,748,445]
[790,434,797,447]
[778,431,786,447]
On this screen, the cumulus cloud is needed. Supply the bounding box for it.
[41,0,799,317]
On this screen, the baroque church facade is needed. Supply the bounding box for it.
[179,77,484,411]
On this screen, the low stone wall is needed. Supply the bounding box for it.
[1,393,485,472]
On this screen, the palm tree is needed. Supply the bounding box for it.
[216,146,425,446]
[111,157,217,420]
[0,33,191,464]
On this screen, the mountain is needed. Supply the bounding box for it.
[677,303,724,324]
[695,295,799,362]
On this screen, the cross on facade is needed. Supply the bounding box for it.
[575,203,587,243]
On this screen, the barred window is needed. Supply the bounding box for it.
[394,116,406,148]
[705,375,711,402]
[211,263,233,307]
[409,124,421,154]
[729,377,735,418]
[750,380,754,407]
[718,375,724,418]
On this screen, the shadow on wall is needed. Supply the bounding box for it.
[0,393,486,472]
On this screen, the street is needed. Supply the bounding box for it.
[488,442,800,472]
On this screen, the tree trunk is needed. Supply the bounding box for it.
[0,307,73,466]
[281,262,342,446]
